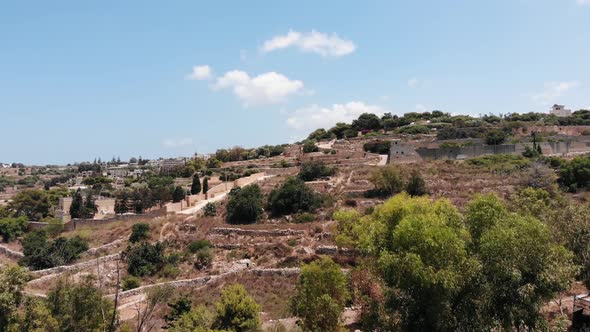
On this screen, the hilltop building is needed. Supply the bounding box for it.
[550,104,572,117]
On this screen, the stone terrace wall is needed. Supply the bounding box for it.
[209,227,305,237]
[0,244,24,259]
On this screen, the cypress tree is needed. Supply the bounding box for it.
[69,189,83,218]
[202,177,209,194]
[83,191,97,218]
[191,173,201,195]
[172,186,186,203]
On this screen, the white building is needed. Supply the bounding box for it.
[550,104,572,117]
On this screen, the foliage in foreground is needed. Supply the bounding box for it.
[0,266,115,332]
[168,284,261,332]
[335,193,576,331]
[290,256,349,332]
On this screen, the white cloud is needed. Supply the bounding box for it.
[408,78,419,88]
[262,30,356,57]
[214,70,304,106]
[415,104,429,112]
[186,65,212,80]
[577,0,590,5]
[287,102,388,131]
[162,138,193,148]
[530,81,579,105]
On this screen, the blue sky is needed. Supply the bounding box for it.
[1,0,589,165]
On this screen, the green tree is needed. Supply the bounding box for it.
[290,256,349,332]
[352,113,382,131]
[115,190,129,214]
[558,154,590,192]
[405,170,427,196]
[267,177,323,217]
[369,164,404,197]
[298,161,335,182]
[123,241,166,277]
[478,214,576,330]
[82,191,97,219]
[302,140,319,153]
[169,305,216,332]
[69,189,83,219]
[213,284,261,332]
[129,222,150,243]
[203,177,209,194]
[0,216,28,242]
[46,276,115,332]
[16,297,59,332]
[485,129,507,145]
[226,185,264,224]
[0,265,29,331]
[164,296,193,328]
[8,189,50,221]
[191,173,202,195]
[172,186,186,203]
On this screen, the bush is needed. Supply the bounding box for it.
[368,164,405,197]
[122,275,141,291]
[485,129,507,145]
[294,212,316,223]
[0,216,28,242]
[302,140,319,153]
[290,256,349,332]
[21,230,89,270]
[406,171,427,196]
[187,239,213,254]
[129,223,150,243]
[398,125,430,135]
[172,186,186,203]
[213,284,261,332]
[226,185,264,224]
[123,242,166,277]
[267,177,323,217]
[558,154,590,192]
[194,247,214,270]
[298,161,336,181]
[204,202,217,217]
[363,140,391,154]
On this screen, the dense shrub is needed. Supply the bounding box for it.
[204,202,217,217]
[466,154,530,173]
[123,242,166,277]
[194,247,214,270]
[363,140,391,154]
[290,256,349,332]
[267,177,323,217]
[398,125,430,135]
[368,164,405,197]
[122,275,141,291]
[302,140,319,153]
[558,154,590,192]
[406,171,427,196]
[226,185,264,224]
[213,284,261,332]
[298,161,336,181]
[187,239,213,254]
[129,223,150,243]
[0,216,28,242]
[21,230,89,270]
[485,129,507,145]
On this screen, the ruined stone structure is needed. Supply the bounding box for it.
[389,136,590,162]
